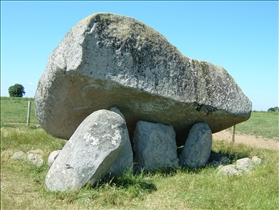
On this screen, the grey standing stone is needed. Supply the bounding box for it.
[45,110,128,192]
[133,121,179,172]
[47,150,61,167]
[179,122,212,168]
[35,12,252,147]
[105,107,133,177]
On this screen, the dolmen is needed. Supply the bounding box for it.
[35,13,252,192]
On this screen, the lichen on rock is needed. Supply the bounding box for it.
[35,12,252,146]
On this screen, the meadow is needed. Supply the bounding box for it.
[1,97,37,124]
[1,97,279,209]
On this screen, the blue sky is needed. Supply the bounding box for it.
[1,1,278,111]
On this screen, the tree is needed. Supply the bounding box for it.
[267,106,279,112]
[8,84,26,97]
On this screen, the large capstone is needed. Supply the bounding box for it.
[35,12,252,146]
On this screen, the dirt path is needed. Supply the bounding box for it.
[213,130,279,151]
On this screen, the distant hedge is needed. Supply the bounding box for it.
[267,106,279,112]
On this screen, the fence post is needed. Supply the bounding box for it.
[26,101,31,126]
[232,125,235,143]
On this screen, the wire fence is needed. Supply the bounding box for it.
[1,97,237,142]
[1,98,38,125]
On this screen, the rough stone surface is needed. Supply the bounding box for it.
[252,156,262,165]
[10,150,44,167]
[133,121,179,172]
[35,12,252,146]
[217,157,262,176]
[179,122,212,168]
[236,158,254,172]
[45,110,128,192]
[11,151,26,160]
[217,165,240,176]
[27,153,44,167]
[105,107,133,177]
[47,150,61,167]
[27,150,44,167]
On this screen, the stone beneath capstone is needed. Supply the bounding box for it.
[104,107,133,177]
[179,122,212,168]
[45,109,128,192]
[47,150,61,167]
[133,121,179,172]
[35,12,252,146]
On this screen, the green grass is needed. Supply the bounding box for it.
[235,111,279,140]
[1,126,279,209]
[1,97,38,124]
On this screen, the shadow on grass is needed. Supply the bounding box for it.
[48,171,158,205]
[212,140,255,161]
[100,170,157,193]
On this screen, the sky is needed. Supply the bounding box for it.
[1,1,278,111]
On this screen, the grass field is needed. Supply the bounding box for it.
[1,97,38,124]
[1,97,279,209]
[235,111,279,140]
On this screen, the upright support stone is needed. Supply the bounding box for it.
[179,122,212,168]
[133,121,179,172]
[45,110,129,192]
[104,107,133,178]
